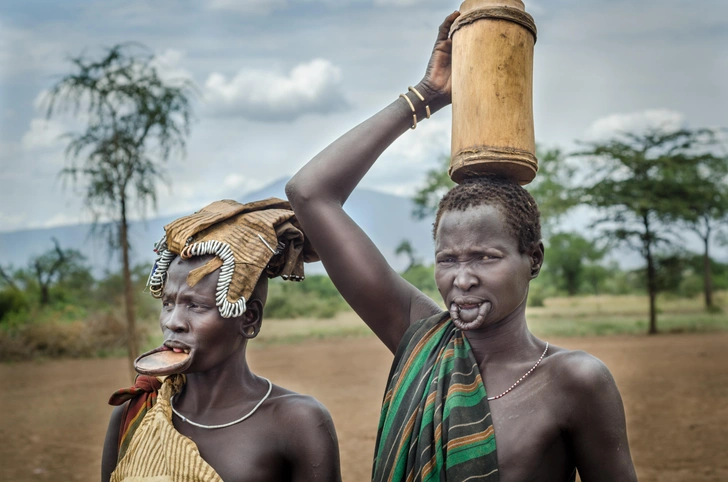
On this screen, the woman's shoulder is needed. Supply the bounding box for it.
[542,345,622,413]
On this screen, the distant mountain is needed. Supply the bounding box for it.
[0,177,436,277]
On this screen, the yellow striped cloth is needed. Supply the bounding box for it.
[110,375,222,482]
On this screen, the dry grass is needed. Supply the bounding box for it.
[0,311,151,362]
[3,292,726,362]
[527,291,728,337]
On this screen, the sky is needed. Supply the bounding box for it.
[1,0,727,245]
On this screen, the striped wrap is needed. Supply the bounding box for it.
[373,312,499,482]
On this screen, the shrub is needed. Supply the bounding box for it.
[0,307,146,362]
[0,289,30,323]
[264,276,348,319]
[402,265,437,292]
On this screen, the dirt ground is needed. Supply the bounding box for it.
[1,332,727,481]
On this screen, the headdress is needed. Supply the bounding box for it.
[146,198,318,318]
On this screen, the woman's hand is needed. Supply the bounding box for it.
[418,11,460,110]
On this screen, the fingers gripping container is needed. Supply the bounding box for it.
[450,0,538,185]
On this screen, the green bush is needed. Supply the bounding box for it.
[264,276,349,319]
[0,289,30,323]
[402,265,438,293]
[678,274,703,298]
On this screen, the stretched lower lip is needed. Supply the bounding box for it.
[134,344,194,376]
[449,300,491,331]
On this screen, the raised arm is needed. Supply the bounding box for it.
[286,12,459,352]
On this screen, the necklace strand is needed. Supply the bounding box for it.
[487,342,548,401]
[170,377,272,429]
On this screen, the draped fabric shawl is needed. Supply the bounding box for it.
[373,312,499,482]
[110,375,223,482]
[109,375,164,462]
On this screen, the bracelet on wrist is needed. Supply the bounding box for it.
[408,86,431,119]
[398,93,418,129]
[398,86,431,130]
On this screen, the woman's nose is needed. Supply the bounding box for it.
[162,308,187,333]
[453,266,479,291]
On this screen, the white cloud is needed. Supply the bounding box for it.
[386,116,450,167]
[151,49,194,83]
[21,118,67,151]
[203,59,348,121]
[206,0,287,15]
[40,212,96,229]
[221,174,265,198]
[585,109,686,140]
[365,115,451,196]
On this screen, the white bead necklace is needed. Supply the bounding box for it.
[487,342,548,401]
[170,377,272,429]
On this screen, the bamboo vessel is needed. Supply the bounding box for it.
[450,0,538,185]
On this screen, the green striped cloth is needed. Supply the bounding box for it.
[373,312,499,482]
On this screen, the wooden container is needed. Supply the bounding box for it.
[449,0,538,185]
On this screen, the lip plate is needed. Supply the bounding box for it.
[134,344,195,376]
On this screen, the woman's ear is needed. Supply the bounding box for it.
[529,242,545,279]
[240,299,263,339]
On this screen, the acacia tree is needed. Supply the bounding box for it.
[30,238,88,305]
[573,129,718,334]
[663,129,728,310]
[395,239,421,272]
[545,232,606,296]
[46,44,194,368]
[0,240,87,310]
[412,155,455,220]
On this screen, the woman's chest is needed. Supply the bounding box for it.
[178,420,289,482]
[487,386,574,482]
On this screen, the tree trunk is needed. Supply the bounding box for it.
[567,274,578,296]
[120,195,139,380]
[703,232,713,309]
[39,284,50,306]
[644,215,658,334]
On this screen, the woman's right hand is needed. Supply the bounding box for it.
[417,11,461,111]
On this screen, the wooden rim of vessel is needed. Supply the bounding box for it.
[450,146,538,185]
[450,6,537,42]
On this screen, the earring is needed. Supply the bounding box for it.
[242,324,260,339]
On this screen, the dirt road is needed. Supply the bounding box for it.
[1,332,726,481]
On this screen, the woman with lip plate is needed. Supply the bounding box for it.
[102,198,342,482]
[285,11,637,482]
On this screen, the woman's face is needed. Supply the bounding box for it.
[158,256,244,374]
[434,204,540,331]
